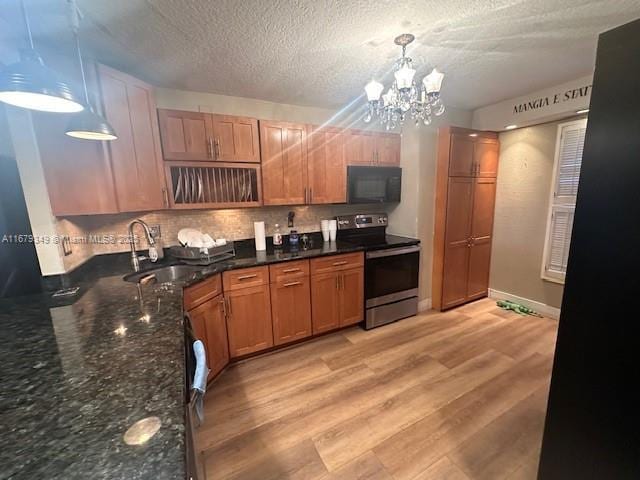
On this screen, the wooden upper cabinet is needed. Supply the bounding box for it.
[307,125,346,204]
[345,130,400,166]
[376,133,401,166]
[345,130,376,166]
[157,109,212,161]
[35,60,119,216]
[260,121,308,205]
[474,139,499,177]
[35,113,119,216]
[449,134,475,177]
[210,114,259,162]
[99,64,167,212]
[449,133,499,178]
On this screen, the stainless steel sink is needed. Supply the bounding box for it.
[123,265,203,284]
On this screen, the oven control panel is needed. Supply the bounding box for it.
[336,213,388,229]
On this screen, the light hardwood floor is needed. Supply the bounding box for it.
[198,298,558,480]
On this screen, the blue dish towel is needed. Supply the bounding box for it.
[192,340,209,393]
[192,340,209,425]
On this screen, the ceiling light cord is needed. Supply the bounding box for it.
[20,0,35,50]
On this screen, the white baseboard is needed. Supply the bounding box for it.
[488,289,560,320]
[418,298,432,312]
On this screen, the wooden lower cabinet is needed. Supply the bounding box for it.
[187,293,229,380]
[340,268,364,326]
[225,283,274,358]
[310,271,342,334]
[310,266,364,333]
[270,276,312,345]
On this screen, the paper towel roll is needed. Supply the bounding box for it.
[254,221,266,251]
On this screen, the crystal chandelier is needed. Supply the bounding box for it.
[363,34,445,130]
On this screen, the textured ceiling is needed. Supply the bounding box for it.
[2,0,640,110]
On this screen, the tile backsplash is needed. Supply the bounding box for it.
[56,204,385,272]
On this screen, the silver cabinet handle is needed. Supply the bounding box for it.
[282,268,302,273]
[215,138,221,158]
[332,261,348,266]
[335,276,339,290]
[237,273,257,280]
[304,187,308,204]
[162,187,169,208]
[208,137,214,159]
[283,281,302,287]
[220,298,226,317]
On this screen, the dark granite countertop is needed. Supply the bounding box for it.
[0,276,186,480]
[0,235,371,480]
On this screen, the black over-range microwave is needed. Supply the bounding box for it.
[347,166,402,204]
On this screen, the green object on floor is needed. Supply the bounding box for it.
[496,300,543,317]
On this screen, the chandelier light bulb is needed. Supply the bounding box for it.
[423,68,445,94]
[364,79,384,102]
[394,63,416,90]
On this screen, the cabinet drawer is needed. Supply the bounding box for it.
[310,252,364,275]
[223,266,269,291]
[184,274,222,311]
[269,259,310,283]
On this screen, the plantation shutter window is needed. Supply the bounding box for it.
[542,119,587,282]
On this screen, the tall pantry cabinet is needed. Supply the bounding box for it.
[432,127,499,310]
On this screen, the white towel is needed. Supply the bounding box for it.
[192,340,209,394]
[192,340,209,425]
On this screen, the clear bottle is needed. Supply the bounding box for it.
[273,223,283,247]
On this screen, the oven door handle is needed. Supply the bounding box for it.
[366,244,420,259]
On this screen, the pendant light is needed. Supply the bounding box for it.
[65,1,117,141]
[0,0,84,113]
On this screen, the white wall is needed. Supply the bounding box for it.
[472,75,592,131]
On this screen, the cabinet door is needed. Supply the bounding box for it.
[225,284,273,358]
[311,272,341,334]
[188,294,229,380]
[449,134,475,177]
[474,140,499,178]
[35,61,119,216]
[307,126,346,204]
[271,277,312,346]
[157,109,213,161]
[260,121,307,205]
[99,65,166,212]
[206,295,230,378]
[345,130,376,165]
[375,133,401,166]
[467,178,497,300]
[210,114,260,163]
[441,177,473,309]
[339,268,364,326]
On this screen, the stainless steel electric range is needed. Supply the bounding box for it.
[336,213,420,329]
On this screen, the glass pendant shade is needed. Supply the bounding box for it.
[0,51,84,113]
[364,79,384,101]
[394,63,416,90]
[65,107,117,140]
[423,68,445,94]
